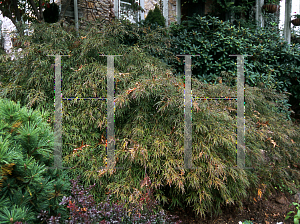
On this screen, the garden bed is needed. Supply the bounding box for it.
[163,189,297,224]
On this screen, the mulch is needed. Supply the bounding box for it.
[163,189,298,224]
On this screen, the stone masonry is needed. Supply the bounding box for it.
[62,0,115,22]
[168,0,176,25]
[62,0,213,26]
[80,0,115,22]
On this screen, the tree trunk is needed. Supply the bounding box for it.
[27,0,43,21]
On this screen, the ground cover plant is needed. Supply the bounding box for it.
[285,202,300,224]
[54,175,182,223]
[0,17,300,221]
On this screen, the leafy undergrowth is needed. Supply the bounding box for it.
[64,76,300,219]
[0,17,300,221]
[37,175,182,223]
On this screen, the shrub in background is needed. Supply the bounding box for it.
[101,17,175,66]
[168,15,300,101]
[144,4,166,27]
[0,98,71,223]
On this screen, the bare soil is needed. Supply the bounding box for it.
[164,189,298,224]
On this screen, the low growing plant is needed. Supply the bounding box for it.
[38,175,182,223]
[285,202,300,224]
[240,220,253,224]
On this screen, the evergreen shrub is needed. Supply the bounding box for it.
[0,18,300,219]
[168,15,300,100]
[144,4,166,27]
[102,17,175,65]
[0,98,71,223]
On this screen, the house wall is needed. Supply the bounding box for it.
[79,0,115,21]
[66,0,175,25]
[205,0,213,14]
[66,0,214,26]
[168,0,177,25]
[62,0,115,22]
[168,0,214,26]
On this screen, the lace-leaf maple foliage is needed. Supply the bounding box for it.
[0,18,300,218]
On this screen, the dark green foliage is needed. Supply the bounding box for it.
[101,18,175,66]
[0,18,300,219]
[127,0,145,12]
[168,15,300,101]
[0,48,5,55]
[144,4,166,27]
[0,98,71,223]
[210,0,256,22]
[43,3,60,23]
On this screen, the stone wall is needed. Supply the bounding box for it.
[168,0,176,25]
[62,0,182,26]
[80,0,115,22]
[62,0,115,22]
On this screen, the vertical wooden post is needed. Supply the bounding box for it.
[0,19,2,48]
[140,0,145,20]
[114,0,119,18]
[256,0,264,27]
[284,0,292,44]
[163,0,168,26]
[74,0,79,37]
[177,0,181,24]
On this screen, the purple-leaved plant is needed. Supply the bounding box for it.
[37,175,182,223]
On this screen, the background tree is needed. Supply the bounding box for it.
[0,0,51,35]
